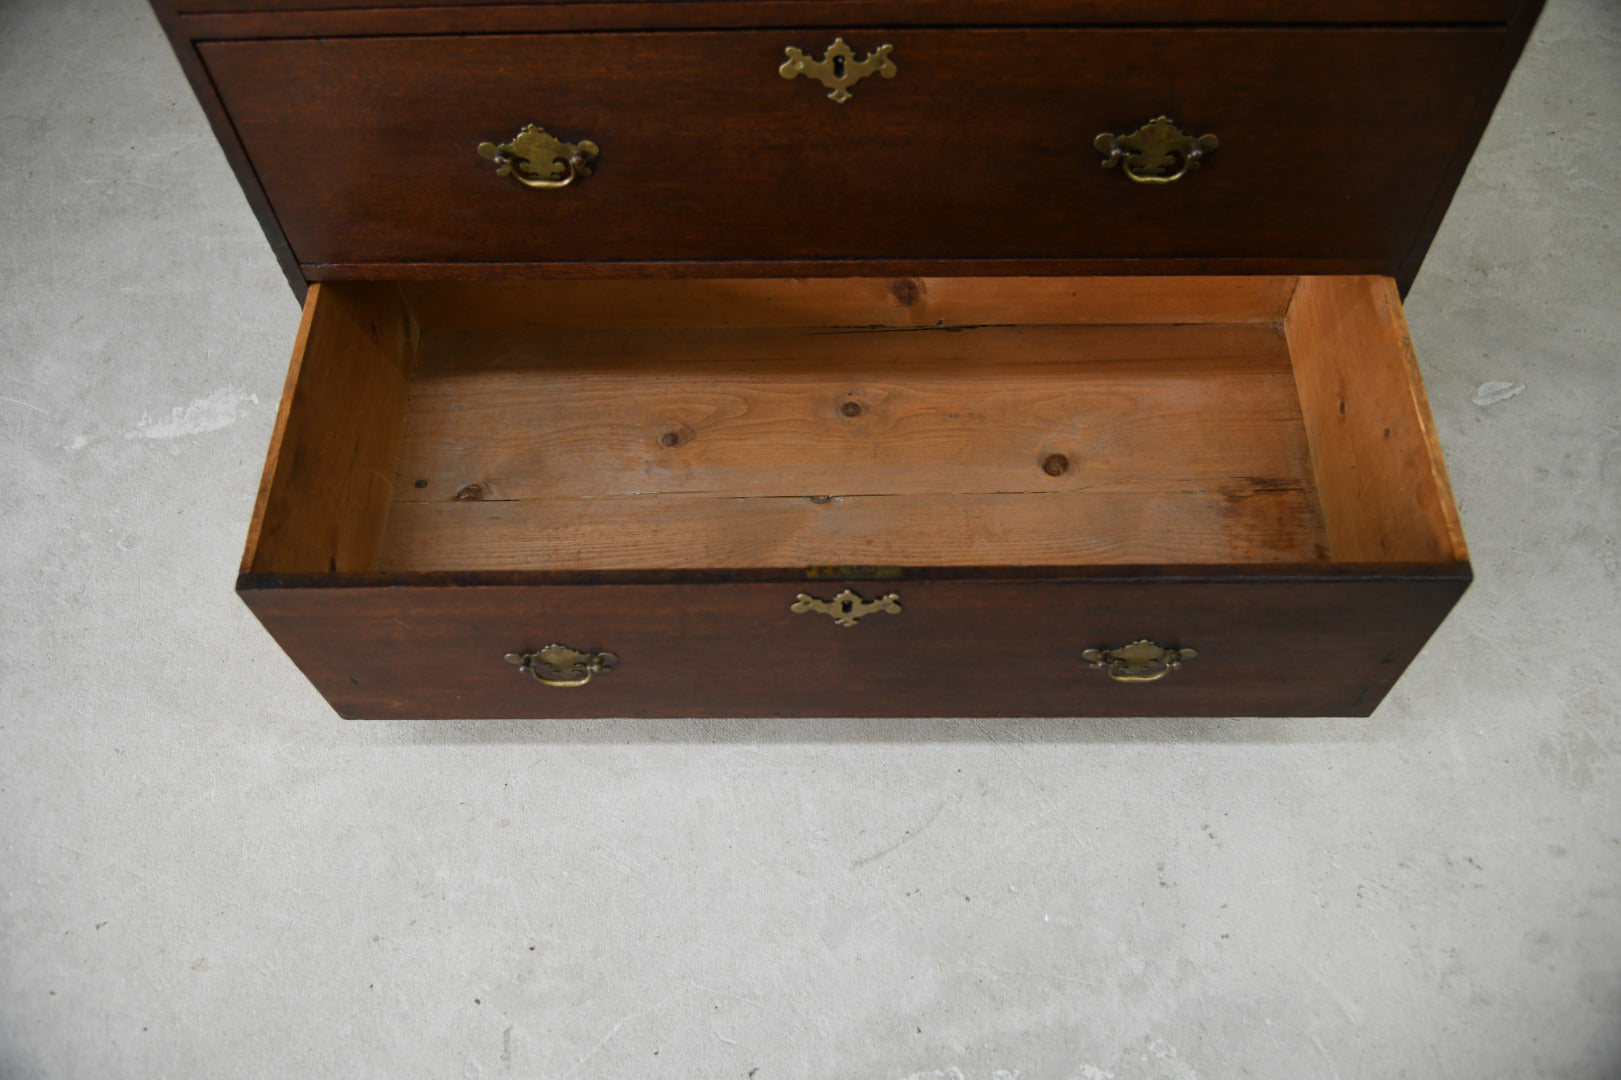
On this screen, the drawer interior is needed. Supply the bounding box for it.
[243,276,1466,574]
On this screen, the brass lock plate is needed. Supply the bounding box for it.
[780,37,896,103]
[791,588,902,627]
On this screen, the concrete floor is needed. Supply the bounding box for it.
[1,0,1617,1076]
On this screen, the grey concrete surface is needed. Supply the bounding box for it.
[1,1,1617,1076]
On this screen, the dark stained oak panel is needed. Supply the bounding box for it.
[239,572,1469,718]
[201,28,1503,272]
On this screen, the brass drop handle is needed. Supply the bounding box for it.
[1094,116,1218,185]
[478,124,599,189]
[1082,640,1197,682]
[505,644,618,687]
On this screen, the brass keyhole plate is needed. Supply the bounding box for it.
[792,588,903,627]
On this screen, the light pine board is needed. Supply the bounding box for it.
[377,321,1327,570]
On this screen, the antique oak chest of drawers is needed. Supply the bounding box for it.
[154,0,1544,718]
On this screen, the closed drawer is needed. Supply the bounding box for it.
[199,28,1503,273]
[238,274,1469,718]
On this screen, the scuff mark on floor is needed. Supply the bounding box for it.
[1473,381,1526,406]
[130,387,257,439]
[851,799,948,870]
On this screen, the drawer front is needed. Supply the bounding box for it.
[240,575,1467,719]
[201,28,1501,271]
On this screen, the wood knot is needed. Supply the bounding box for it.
[890,278,923,307]
[840,400,863,418]
[1041,453,1069,477]
[659,423,694,448]
[455,483,485,501]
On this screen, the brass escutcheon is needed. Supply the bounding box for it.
[780,37,896,103]
[1094,116,1218,184]
[478,124,599,189]
[1082,640,1197,682]
[505,644,618,687]
[791,588,902,627]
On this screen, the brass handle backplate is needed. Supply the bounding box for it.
[505,644,618,687]
[1094,116,1218,184]
[1082,640,1197,683]
[780,37,896,103]
[478,124,599,189]
[792,588,902,627]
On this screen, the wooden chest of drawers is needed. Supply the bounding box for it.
[154,0,1543,717]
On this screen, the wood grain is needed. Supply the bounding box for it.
[254,275,1464,575]
[156,0,1541,292]
[246,283,417,574]
[1285,276,1465,564]
[398,275,1298,331]
[375,313,1326,569]
[394,324,1306,501]
[198,29,1502,272]
[238,570,1470,718]
[240,283,321,571]
[374,487,1328,570]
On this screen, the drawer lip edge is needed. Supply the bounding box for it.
[171,5,1520,34]
[237,561,1473,591]
[300,259,1400,282]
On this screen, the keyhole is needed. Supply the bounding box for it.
[841,600,854,613]
[832,55,846,78]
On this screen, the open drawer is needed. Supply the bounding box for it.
[238,275,1468,718]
